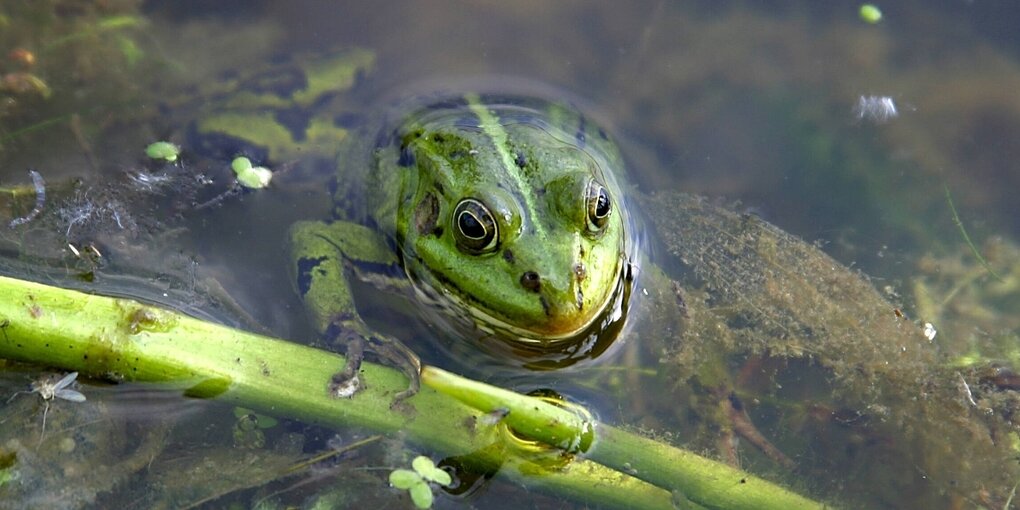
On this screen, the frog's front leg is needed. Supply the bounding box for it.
[289,220,421,401]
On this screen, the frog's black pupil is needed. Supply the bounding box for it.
[459,212,485,239]
[454,199,498,253]
[584,182,611,234]
[595,189,610,218]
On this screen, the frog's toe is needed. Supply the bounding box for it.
[329,371,361,398]
[327,332,365,399]
[364,333,422,402]
[391,371,420,404]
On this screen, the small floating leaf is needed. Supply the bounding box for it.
[411,456,435,475]
[231,156,253,173]
[232,156,272,189]
[412,456,451,485]
[429,468,452,486]
[409,482,434,509]
[236,166,273,189]
[859,4,882,24]
[145,141,179,162]
[389,469,421,489]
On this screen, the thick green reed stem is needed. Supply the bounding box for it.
[0,275,825,510]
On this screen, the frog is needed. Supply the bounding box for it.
[184,49,639,402]
[170,47,806,472]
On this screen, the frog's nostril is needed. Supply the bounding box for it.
[520,271,541,292]
[573,263,586,281]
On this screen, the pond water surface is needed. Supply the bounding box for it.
[1,2,1019,509]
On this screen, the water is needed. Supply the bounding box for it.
[1,1,1019,508]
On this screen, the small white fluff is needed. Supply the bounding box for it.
[853,95,899,124]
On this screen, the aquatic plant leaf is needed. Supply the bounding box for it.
[236,166,272,189]
[426,468,451,486]
[859,4,882,23]
[409,481,434,509]
[411,455,451,485]
[411,456,434,475]
[145,142,179,162]
[389,469,421,489]
[231,156,253,173]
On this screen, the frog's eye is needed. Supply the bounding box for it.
[585,180,612,234]
[454,198,499,254]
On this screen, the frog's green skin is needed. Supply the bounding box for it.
[187,49,375,163]
[189,50,640,399]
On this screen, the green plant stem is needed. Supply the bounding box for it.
[422,365,594,452]
[594,425,822,509]
[424,365,825,510]
[0,274,824,509]
[0,275,666,508]
[945,184,1002,281]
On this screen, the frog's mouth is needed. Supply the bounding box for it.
[413,258,634,369]
[481,268,627,342]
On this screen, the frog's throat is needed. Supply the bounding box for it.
[413,259,631,349]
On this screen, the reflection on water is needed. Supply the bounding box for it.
[1,1,1019,508]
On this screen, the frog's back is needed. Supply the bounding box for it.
[183,48,376,165]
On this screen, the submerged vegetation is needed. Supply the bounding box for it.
[645,192,1020,508]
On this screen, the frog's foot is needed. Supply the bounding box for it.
[326,319,422,403]
[363,331,422,404]
[329,333,365,399]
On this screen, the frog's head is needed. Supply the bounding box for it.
[390,95,633,367]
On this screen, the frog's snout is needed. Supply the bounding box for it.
[519,262,588,319]
[520,271,541,292]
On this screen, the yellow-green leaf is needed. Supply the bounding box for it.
[389,469,421,490]
[409,482,434,509]
[145,141,179,162]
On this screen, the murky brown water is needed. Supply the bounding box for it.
[2,2,1019,508]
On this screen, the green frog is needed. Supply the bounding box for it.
[186,49,638,401]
